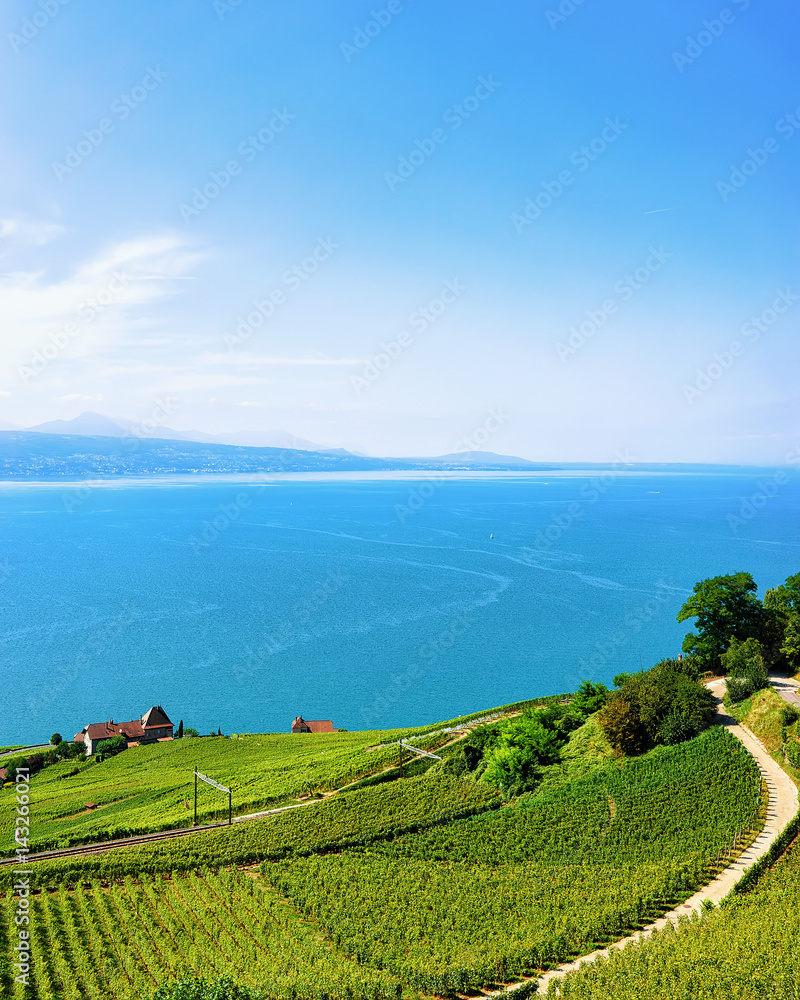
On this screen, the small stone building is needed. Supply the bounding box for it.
[291,715,337,734]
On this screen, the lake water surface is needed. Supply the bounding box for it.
[1,470,797,743]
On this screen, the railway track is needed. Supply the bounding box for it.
[0,820,232,865]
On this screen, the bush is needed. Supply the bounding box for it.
[96,735,127,757]
[599,661,715,755]
[722,637,768,703]
[149,977,260,1000]
[779,705,799,726]
[786,740,800,768]
[50,732,62,745]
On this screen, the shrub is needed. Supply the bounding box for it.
[50,732,62,745]
[779,705,799,726]
[96,735,127,757]
[149,977,260,1000]
[722,637,768,702]
[786,740,800,769]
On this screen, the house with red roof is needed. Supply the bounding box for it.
[74,705,174,755]
[291,715,337,734]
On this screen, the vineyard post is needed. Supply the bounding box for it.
[194,768,198,827]
[228,785,232,825]
[399,741,402,778]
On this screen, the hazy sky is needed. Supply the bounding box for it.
[1,0,797,461]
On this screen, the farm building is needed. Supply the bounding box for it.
[291,715,337,734]
[74,705,174,755]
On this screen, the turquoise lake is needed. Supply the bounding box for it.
[1,470,797,744]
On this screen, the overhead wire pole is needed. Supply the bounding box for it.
[194,768,233,825]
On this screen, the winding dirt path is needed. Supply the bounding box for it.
[526,679,799,996]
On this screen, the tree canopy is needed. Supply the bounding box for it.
[677,572,764,673]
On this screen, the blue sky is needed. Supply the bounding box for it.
[0,0,797,461]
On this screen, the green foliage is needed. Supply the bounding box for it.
[269,728,760,995]
[183,728,199,737]
[0,773,498,892]
[480,686,609,796]
[11,869,403,1000]
[786,740,800,768]
[177,720,184,738]
[723,637,769,703]
[150,978,259,1000]
[50,733,62,746]
[677,572,764,673]
[779,705,799,726]
[548,829,800,999]
[0,726,452,855]
[95,735,128,757]
[599,660,715,755]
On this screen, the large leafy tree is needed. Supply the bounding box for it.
[677,572,764,674]
[765,573,800,673]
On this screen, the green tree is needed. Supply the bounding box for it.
[598,695,646,755]
[177,719,184,738]
[677,572,764,674]
[96,735,127,757]
[50,732,62,745]
[571,680,610,716]
[723,636,768,703]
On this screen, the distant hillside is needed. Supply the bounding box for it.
[0,432,551,477]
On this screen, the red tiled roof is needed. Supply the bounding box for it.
[292,716,336,733]
[141,705,173,729]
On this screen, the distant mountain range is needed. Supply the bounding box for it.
[0,413,550,477]
[20,411,355,454]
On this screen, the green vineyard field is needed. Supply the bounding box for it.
[548,833,800,999]
[2,868,403,1000]
[0,772,500,892]
[0,727,448,855]
[268,728,762,994]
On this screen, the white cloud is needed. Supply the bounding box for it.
[0,218,66,246]
[60,393,104,401]
[0,233,204,372]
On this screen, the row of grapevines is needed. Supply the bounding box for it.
[0,772,499,891]
[548,834,800,998]
[265,728,762,993]
[17,869,403,1000]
